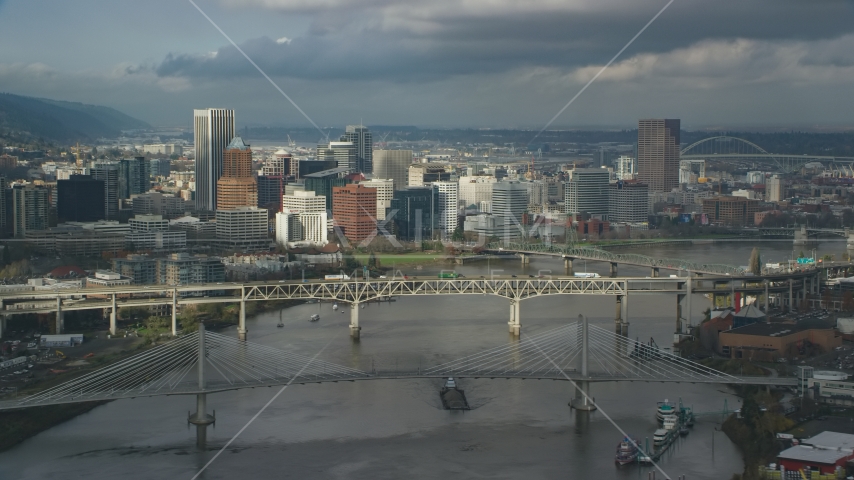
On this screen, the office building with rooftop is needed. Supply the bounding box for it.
[332,184,377,245]
[216,137,257,210]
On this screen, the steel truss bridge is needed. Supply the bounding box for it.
[485,242,746,275]
[0,268,819,342]
[0,321,795,412]
[680,136,854,174]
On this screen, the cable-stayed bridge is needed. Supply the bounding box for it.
[0,321,794,413]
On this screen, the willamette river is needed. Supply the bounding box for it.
[0,239,838,479]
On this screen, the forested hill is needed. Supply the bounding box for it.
[0,93,150,144]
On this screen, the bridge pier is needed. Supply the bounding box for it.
[764,280,770,313]
[171,290,178,336]
[109,294,117,336]
[564,257,574,275]
[508,300,521,337]
[621,292,629,337]
[609,262,618,278]
[188,323,214,448]
[615,296,622,334]
[789,279,794,312]
[676,294,685,335]
[520,253,530,265]
[350,303,361,340]
[56,297,64,334]
[685,276,693,329]
[238,288,247,341]
[651,267,660,278]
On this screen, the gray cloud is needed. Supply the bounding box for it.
[155,0,854,85]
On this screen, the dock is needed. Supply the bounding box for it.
[638,403,694,464]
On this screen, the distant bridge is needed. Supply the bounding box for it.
[680,136,854,174]
[486,242,746,276]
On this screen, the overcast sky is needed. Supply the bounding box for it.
[2,0,854,130]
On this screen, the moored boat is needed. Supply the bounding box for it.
[656,399,676,423]
[653,429,668,445]
[615,436,640,465]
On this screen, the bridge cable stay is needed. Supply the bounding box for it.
[424,323,741,383]
[4,331,370,409]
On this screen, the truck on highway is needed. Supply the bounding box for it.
[573,272,601,278]
[438,272,462,279]
[324,274,351,280]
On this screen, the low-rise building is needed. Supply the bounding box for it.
[719,323,841,361]
[86,270,132,288]
[778,431,854,475]
[701,196,760,226]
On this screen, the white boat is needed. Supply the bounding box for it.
[309,314,319,322]
[656,399,676,422]
[662,415,678,431]
[332,303,338,311]
[653,429,669,445]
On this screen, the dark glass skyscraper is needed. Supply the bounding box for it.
[57,175,106,222]
[637,119,680,193]
[390,186,437,242]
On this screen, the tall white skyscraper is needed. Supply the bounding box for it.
[373,150,412,190]
[434,181,459,238]
[342,125,372,173]
[194,108,235,211]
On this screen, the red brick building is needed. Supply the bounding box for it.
[332,184,377,244]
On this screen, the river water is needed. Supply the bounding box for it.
[0,240,836,480]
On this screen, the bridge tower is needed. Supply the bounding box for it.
[238,287,248,341]
[109,294,117,336]
[171,289,178,336]
[570,314,596,411]
[188,322,215,448]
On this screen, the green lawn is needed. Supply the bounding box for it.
[352,252,448,266]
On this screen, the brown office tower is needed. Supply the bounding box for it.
[332,184,377,244]
[637,119,680,193]
[216,137,258,210]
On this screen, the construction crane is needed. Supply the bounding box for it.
[525,155,536,180]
